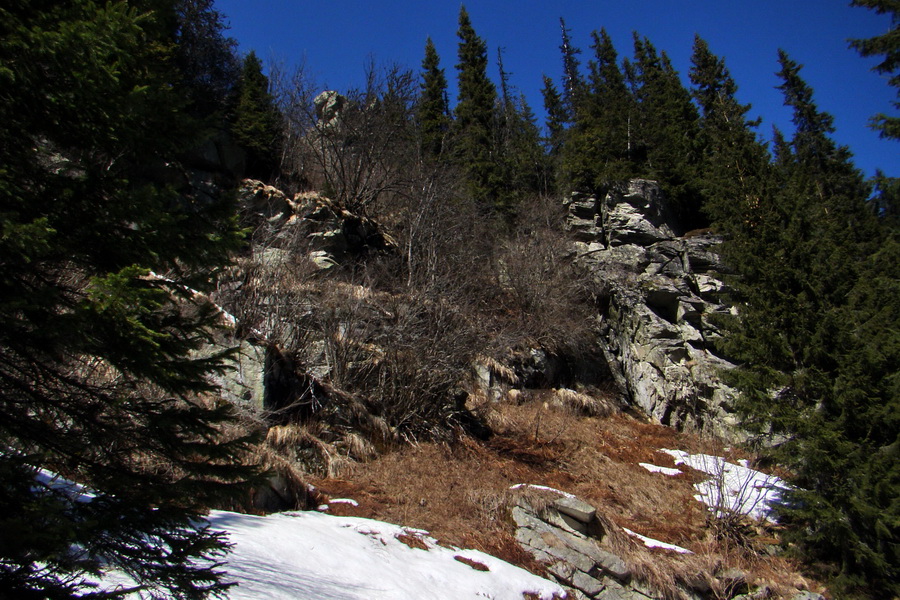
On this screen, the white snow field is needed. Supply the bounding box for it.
[100,510,565,600]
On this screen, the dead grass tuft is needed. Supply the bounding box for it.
[341,431,378,462]
[506,486,564,516]
[264,423,353,477]
[454,555,490,571]
[551,387,616,417]
[477,354,520,386]
[395,532,430,551]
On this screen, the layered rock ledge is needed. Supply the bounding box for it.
[567,180,741,438]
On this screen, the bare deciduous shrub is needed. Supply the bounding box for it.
[273,59,420,214]
[494,194,600,357]
[220,212,489,447]
[351,290,485,442]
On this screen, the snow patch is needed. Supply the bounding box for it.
[329,498,359,507]
[97,510,565,599]
[34,469,96,503]
[623,528,693,554]
[638,463,682,476]
[660,449,788,522]
[509,484,574,498]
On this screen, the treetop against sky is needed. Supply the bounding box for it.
[215,0,898,179]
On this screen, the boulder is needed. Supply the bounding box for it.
[214,339,267,409]
[239,179,292,223]
[511,491,708,600]
[237,181,395,272]
[314,90,347,125]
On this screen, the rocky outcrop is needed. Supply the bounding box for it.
[567,180,740,438]
[314,90,347,126]
[208,180,397,415]
[239,179,395,270]
[513,494,643,600]
[513,491,824,600]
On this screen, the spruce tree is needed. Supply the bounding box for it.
[453,5,503,211]
[0,2,257,597]
[541,75,567,158]
[562,28,636,192]
[630,34,703,229]
[716,50,897,598]
[419,37,451,158]
[871,169,900,223]
[231,50,282,181]
[558,17,584,119]
[688,35,770,231]
[494,50,547,198]
[849,1,900,140]
[169,0,240,117]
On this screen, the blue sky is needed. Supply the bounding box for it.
[215,0,898,178]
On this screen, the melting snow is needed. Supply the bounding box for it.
[33,469,96,503]
[509,484,575,498]
[98,510,565,599]
[623,528,693,554]
[638,463,683,476]
[329,498,360,507]
[660,449,789,522]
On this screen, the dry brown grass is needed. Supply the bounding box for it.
[307,397,823,599]
[395,532,429,551]
[454,555,491,571]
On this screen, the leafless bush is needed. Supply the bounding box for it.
[273,59,420,214]
[267,58,319,192]
[495,194,598,355]
[218,221,320,348]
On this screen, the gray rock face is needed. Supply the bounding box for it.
[568,180,741,438]
[512,497,633,598]
[314,90,346,125]
[512,493,697,600]
[214,339,267,409]
[603,180,677,247]
[238,180,394,271]
[787,593,825,600]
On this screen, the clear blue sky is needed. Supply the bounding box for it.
[215,0,898,179]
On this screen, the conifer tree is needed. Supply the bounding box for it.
[871,169,900,223]
[717,51,897,598]
[849,1,900,140]
[170,0,240,116]
[231,50,283,180]
[0,2,257,597]
[562,28,636,192]
[502,94,548,198]
[539,18,585,192]
[494,49,546,201]
[688,35,769,231]
[419,37,451,158]
[558,17,584,119]
[541,74,567,158]
[630,34,703,228]
[453,5,503,211]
